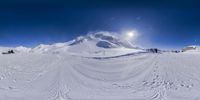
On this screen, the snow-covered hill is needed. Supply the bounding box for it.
[0,32,200,100]
[182,45,200,52]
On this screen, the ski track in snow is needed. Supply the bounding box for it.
[0,52,200,100]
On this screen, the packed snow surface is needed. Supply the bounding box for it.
[1,50,200,100]
[0,33,200,100]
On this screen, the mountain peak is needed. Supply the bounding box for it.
[88,31,118,40]
[70,31,135,49]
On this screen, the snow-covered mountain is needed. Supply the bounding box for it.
[29,32,144,57]
[69,31,135,48]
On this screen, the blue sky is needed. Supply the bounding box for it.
[0,0,200,49]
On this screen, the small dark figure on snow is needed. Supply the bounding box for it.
[8,50,14,54]
[2,50,15,54]
[147,48,159,53]
[154,49,158,53]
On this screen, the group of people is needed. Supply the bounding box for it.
[2,50,15,54]
[147,48,159,53]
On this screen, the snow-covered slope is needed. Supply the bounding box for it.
[0,50,200,100]
[182,45,200,52]
[0,33,200,100]
[15,46,31,53]
[30,43,68,54]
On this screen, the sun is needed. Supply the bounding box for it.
[127,31,134,38]
[123,30,138,41]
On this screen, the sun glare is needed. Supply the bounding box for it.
[127,31,134,38]
[122,30,139,41]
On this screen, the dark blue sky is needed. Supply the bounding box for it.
[0,0,200,49]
